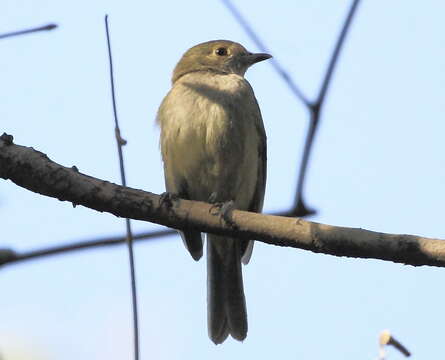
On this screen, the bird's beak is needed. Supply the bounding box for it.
[244,52,272,65]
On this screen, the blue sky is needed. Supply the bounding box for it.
[1,1,445,359]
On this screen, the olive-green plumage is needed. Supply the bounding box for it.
[157,40,270,344]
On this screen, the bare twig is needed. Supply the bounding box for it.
[221,0,309,106]
[2,135,445,268]
[292,0,362,217]
[0,229,174,267]
[0,209,290,267]
[0,23,57,40]
[104,15,139,360]
[221,0,362,217]
[379,330,411,359]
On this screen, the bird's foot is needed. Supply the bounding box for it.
[159,192,180,209]
[209,200,237,228]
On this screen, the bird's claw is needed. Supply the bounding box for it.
[159,192,179,208]
[209,200,237,228]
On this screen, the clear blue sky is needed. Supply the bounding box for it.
[1,1,444,359]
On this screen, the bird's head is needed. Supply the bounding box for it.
[172,40,271,83]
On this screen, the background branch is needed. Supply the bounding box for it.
[379,330,411,359]
[0,229,174,267]
[221,0,310,106]
[0,23,57,40]
[292,0,362,217]
[104,15,139,360]
[2,134,445,268]
[0,212,300,267]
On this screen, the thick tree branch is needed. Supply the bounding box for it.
[1,133,445,268]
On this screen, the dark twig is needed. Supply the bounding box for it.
[221,0,362,217]
[0,229,175,267]
[105,15,139,360]
[379,330,411,358]
[317,0,361,106]
[0,23,57,40]
[221,0,309,106]
[1,209,291,267]
[291,0,362,217]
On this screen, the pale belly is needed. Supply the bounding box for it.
[165,115,258,210]
[159,73,261,210]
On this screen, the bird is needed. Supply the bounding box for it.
[157,40,270,344]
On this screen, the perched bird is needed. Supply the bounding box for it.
[157,40,270,344]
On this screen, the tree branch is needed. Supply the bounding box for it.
[0,229,174,267]
[2,133,445,268]
[104,15,139,360]
[0,23,57,40]
[291,0,362,217]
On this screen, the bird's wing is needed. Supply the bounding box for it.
[241,98,267,264]
[158,94,204,261]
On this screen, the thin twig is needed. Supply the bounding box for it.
[291,0,362,217]
[221,0,309,106]
[379,330,411,359]
[105,15,139,360]
[0,229,175,267]
[1,208,292,267]
[317,0,361,106]
[0,24,57,40]
[222,0,362,217]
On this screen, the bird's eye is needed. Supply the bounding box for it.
[215,47,228,56]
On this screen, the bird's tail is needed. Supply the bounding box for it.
[207,234,248,344]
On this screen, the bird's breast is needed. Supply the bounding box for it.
[158,72,260,206]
